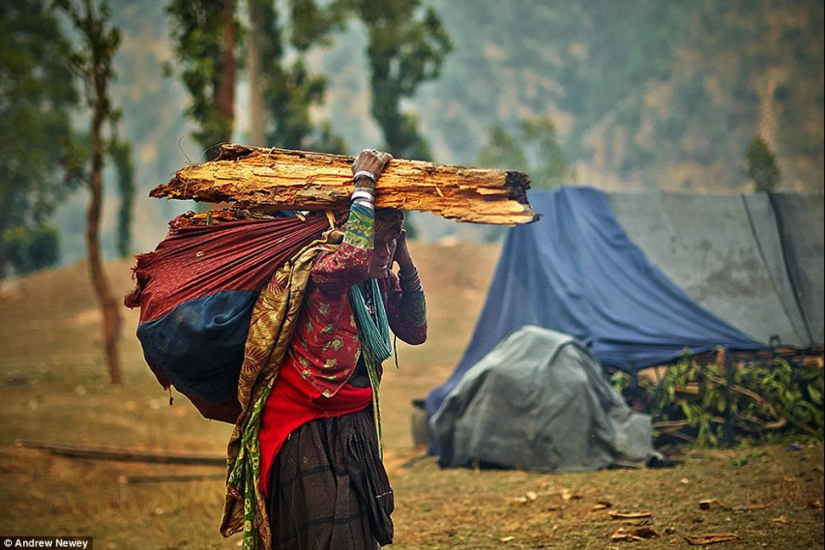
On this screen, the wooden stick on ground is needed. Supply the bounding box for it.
[150,144,539,225]
[16,439,225,466]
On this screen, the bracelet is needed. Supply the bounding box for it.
[400,278,422,293]
[351,189,374,202]
[398,267,419,281]
[398,268,421,293]
[353,170,376,183]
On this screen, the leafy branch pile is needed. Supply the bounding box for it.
[612,354,824,448]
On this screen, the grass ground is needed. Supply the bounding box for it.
[0,241,822,549]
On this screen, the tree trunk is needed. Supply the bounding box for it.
[213,0,236,157]
[150,144,538,225]
[247,0,264,146]
[87,6,122,385]
[87,128,122,384]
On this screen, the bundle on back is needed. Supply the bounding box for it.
[125,210,332,422]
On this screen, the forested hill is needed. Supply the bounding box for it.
[54,0,823,264]
[411,0,823,193]
[112,0,822,195]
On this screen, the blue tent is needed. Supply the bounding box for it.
[426,186,768,418]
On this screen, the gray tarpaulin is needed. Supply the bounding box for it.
[607,191,824,348]
[430,326,658,472]
[769,193,824,344]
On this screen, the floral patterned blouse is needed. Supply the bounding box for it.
[284,204,427,398]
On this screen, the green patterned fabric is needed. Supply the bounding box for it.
[401,288,427,327]
[228,383,273,549]
[342,202,374,249]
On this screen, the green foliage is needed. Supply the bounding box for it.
[166,0,239,155]
[109,138,135,257]
[255,0,347,152]
[612,354,824,448]
[1,224,60,275]
[0,0,80,277]
[355,0,452,160]
[745,136,781,192]
[168,0,350,154]
[476,117,575,188]
[166,0,450,159]
[288,0,350,51]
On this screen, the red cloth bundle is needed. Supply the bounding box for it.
[125,212,330,421]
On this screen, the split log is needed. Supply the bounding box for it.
[149,144,538,225]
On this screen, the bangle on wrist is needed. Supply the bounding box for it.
[398,266,418,280]
[353,170,376,183]
[351,189,374,202]
[400,279,422,293]
[353,198,374,210]
[398,267,421,293]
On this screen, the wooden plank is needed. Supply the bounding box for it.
[149,144,539,225]
[17,439,225,465]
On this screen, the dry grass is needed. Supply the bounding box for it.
[0,241,822,549]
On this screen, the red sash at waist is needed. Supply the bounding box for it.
[258,357,372,495]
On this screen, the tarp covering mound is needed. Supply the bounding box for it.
[430,325,659,471]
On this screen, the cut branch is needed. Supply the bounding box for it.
[149,144,539,225]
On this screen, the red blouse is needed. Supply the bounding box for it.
[287,241,427,397]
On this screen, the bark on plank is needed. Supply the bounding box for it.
[149,144,538,225]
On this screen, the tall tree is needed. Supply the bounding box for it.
[256,0,347,152]
[0,0,79,278]
[167,0,449,160]
[246,0,265,146]
[55,0,125,385]
[166,0,238,160]
[355,0,452,160]
[166,0,351,154]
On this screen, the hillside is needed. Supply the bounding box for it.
[414,0,824,193]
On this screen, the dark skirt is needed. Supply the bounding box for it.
[267,406,394,549]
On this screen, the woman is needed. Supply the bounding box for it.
[258,149,428,549]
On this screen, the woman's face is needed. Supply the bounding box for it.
[370,232,398,278]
